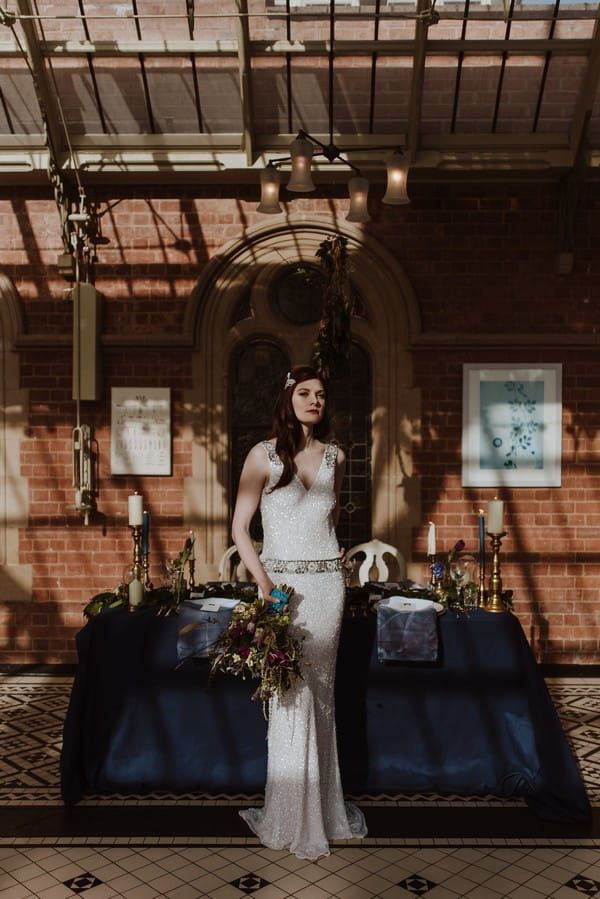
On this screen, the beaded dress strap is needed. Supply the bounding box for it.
[261,441,281,466]
[324,443,337,467]
[261,441,337,467]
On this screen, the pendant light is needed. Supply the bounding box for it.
[257,163,283,213]
[287,134,315,192]
[346,176,370,223]
[382,150,410,204]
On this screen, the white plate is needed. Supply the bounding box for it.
[187,596,241,611]
[379,595,445,615]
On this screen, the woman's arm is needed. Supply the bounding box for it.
[231,444,275,598]
[332,446,346,530]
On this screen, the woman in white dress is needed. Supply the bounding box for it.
[232,365,368,860]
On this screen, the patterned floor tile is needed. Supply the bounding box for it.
[0,673,599,899]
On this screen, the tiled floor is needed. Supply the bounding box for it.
[0,673,599,899]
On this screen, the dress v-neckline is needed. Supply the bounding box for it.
[293,446,327,493]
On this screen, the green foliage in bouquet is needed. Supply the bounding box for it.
[210,595,303,716]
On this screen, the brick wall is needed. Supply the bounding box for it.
[1,181,599,665]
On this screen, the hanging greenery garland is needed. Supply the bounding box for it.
[311,234,354,381]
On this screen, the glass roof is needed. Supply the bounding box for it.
[0,0,597,185]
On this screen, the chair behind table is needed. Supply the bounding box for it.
[345,538,406,586]
[217,541,262,582]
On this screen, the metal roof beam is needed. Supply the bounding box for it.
[14,0,65,157]
[569,14,600,156]
[406,0,432,164]
[234,0,255,165]
[0,36,591,58]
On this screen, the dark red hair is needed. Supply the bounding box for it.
[270,365,331,490]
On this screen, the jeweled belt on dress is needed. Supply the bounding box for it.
[261,557,343,575]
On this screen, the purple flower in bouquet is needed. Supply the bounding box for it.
[268,650,286,666]
[209,591,303,717]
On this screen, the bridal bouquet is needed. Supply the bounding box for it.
[209,587,303,714]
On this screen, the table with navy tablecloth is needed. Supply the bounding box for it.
[60,604,591,824]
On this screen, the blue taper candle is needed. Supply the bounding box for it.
[141,510,149,554]
[478,509,485,570]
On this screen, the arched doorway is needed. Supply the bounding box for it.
[184,217,421,581]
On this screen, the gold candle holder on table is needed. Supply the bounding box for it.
[141,551,152,589]
[483,531,507,613]
[478,564,486,607]
[128,525,144,611]
[428,554,444,597]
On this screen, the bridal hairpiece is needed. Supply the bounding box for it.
[284,372,296,389]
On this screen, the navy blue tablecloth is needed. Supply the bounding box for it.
[60,605,591,823]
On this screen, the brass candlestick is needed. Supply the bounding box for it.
[142,551,152,589]
[428,554,444,597]
[484,531,507,613]
[188,557,195,590]
[478,563,486,607]
[128,525,143,610]
[131,525,142,580]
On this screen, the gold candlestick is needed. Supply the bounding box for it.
[428,554,444,597]
[484,531,507,613]
[188,557,195,590]
[128,525,143,611]
[478,564,486,607]
[142,551,152,589]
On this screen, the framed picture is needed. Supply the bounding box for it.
[462,364,562,487]
[111,387,171,475]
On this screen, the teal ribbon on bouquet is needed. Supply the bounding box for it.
[269,584,294,614]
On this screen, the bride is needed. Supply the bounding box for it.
[231,364,368,860]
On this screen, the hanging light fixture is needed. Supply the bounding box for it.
[346,176,371,223]
[287,134,316,192]
[255,1,408,218]
[382,150,410,205]
[257,163,283,214]
[256,138,409,219]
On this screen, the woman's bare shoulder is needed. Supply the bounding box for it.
[332,442,346,464]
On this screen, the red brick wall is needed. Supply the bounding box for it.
[1,181,599,665]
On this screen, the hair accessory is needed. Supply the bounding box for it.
[284,372,296,389]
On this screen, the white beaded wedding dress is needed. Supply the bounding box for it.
[239,440,368,860]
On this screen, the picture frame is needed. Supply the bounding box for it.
[462,364,562,488]
[111,387,172,475]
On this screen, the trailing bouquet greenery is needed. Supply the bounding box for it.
[209,589,303,715]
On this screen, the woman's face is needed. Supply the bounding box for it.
[291,378,326,426]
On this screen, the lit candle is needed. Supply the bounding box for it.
[128,577,143,608]
[427,521,436,556]
[128,493,143,526]
[188,530,195,561]
[488,499,504,534]
[141,511,150,554]
[478,509,485,569]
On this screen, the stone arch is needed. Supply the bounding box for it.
[0,271,31,599]
[184,216,422,581]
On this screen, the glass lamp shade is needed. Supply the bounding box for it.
[287,135,315,192]
[257,163,283,214]
[346,176,371,223]
[382,150,410,204]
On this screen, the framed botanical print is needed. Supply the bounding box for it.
[462,364,562,487]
